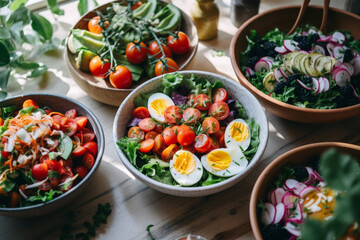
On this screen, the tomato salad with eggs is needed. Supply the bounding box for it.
[0,100,97,208]
[118,73,260,187]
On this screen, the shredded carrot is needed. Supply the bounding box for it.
[49,112,64,117]
[9,154,13,173]
[80,130,84,145]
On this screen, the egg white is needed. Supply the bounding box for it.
[147,93,174,122]
[225,118,251,152]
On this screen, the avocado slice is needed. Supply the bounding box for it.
[76,49,97,72]
[71,29,105,53]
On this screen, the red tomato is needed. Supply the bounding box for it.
[154,58,179,76]
[65,120,78,137]
[131,1,142,10]
[128,126,145,141]
[182,108,201,124]
[194,134,211,153]
[167,31,190,55]
[109,66,133,89]
[214,126,226,139]
[161,144,180,162]
[88,16,109,34]
[89,56,110,78]
[177,124,195,146]
[213,88,228,102]
[0,117,3,126]
[153,134,166,155]
[51,115,61,129]
[164,105,182,124]
[126,41,147,64]
[138,118,156,132]
[171,125,180,135]
[194,94,211,110]
[83,141,98,156]
[208,102,230,121]
[75,166,88,179]
[75,117,88,130]
[162,127,177,145]
[72,146,86,157]
[75,128,95,143]
[32,163,48,180]
[65,109,77,119]
[60,166,74,191]
[139,139,155,153]
[82,153,95,170]
[23,99,39,109]
[148,41,172,59]
[39,154,50,163]
[202,117,220,134]
[145,131,158,140]
[154,124,164,133]
[1,151,10,159]
[186,94,195,106]
[44,160,63,174]
[133,107,150,119]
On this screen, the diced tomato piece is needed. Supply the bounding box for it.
[65,109,77,119]
[152,134,166,155]
[145,131,158,140]
[75,166,88,178]
[75,128,96,143]
[133,107,150,119]
[1,151,10,159]
[72,146,86,156]
[138,118,156,132]
[75,116,88,131]
[83,141,98,156]
[65,120,78,137]
[154,124,164,133]
[44,159,63,174]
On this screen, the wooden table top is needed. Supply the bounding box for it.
[1,0,358,240]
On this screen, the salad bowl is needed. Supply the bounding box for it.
[113,71,268,197]
[230,5,360,123]
[0,94,104,217]
[64,0,198,107]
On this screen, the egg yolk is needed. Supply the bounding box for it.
[151,99,171,115]
[206,150,231,171]
[302,188,335,221]
[173,151,196,175]
[229,122,249,142]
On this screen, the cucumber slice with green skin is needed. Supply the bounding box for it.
[298,54,308,75]
[58,135,73,160]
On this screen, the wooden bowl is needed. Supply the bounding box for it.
[249,142,360,239]
[230,5,360,123]
[64,0,198,107]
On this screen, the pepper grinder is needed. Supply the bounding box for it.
[190,0,219,41]
[230,0,260,28]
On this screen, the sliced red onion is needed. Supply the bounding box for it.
[304,166,316,185]
[19,188,27,199]
[25,177,49,189]
[313,170,323,182]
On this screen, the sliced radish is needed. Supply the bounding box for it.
[254,59,271,72]
[270,189,277,205]
[299,186,319,199]
[312,78,319,93]
[285,218,304,225]
[285,222,301,237]
[333,45,345,62]
[333,68,351,87]
[293,182,307,196]
[350,57,360,76]
[326,43,335,57]
[261,56,274,64]
[291,203,303,220]
[313,170,323,181]
[297,79,312,91]
[351,85,360,100]
[317,36,332,42]
[282,192,297,209]
[332,31,345,44]
[301,31,308,36]
[320,77,330,92]
[342,63,355,76]
[284,179,299,191]
[313,45,326,55]
[279,67,288,78]
[274,68,286,82]
[274,188,286,204]
[283,39,299,52]
[261,202,277,226]
[304,166,316,185]
[274,203,286,224]
[245,67,255,77]
[318,77,325,93]
[275,46,288,54]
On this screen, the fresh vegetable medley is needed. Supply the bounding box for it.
[0,100,97,208]
[68,0,191,89]
[117,73,260,187]
[242,26,360,109]
[259,149,360,240]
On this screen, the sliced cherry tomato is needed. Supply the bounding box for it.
[126,41,147,64]
[154,58,179,76]
[161,144,180,162]
[154,124,164,133]
[209,137,220,151]
[22,99,39,109]
[82,153,95,170]
[44,159,63,174]
[219,134,225,147]
[139,139,155,153]
[187,94,195,106]
[177,124,195,146]
[138,118,156,132]
[0,117,3,126]
[47,139,59,152]
[145,131,158,140]
[38,180,52,191]
[152,134,166,155]
[65,120,78,137]
[148,41,172,59]
[194,134,211,153]
[1,151,10,159]
[182,108,201,124]
[128,126,145,141]
[209,102,230,121]
[182,144,196,153]
[164,105,182,124]
[75,117,88,130]
[65,109,77,119]
[162,127,177,145]
[195,94,211,110]
[131,1,142,10]
[202,117,220,134]
[72,146,86,157]
[32,163,48,180]
[51,115,61,129]
[171,125,180,135]
[39,154,50,163]
[133,107,150,119]
[75,128,95,143]
[214,126,226,139]
[60,166,74,191]
[75,166,88,179]
[83,141,98,156]
[88,16,109,34]
[213,88,228,103]
[109,65,133,89]
[167,31,190,55]
[89,56,110,78]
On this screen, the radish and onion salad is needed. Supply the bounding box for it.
[243,26,360,109]
[117,73,260,187]
[0,100,98,208]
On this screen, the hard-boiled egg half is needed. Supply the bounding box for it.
[169,150,203,186]
[225,119,251,152]
[147,93,174,122]
[201,148,248,177]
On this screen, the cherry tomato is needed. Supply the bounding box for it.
[145,131,158,140]
[128,126,145,141]
[195,94,211,110]
[161,144,180,162]
[1,151,10,159]
[39,154,50,163]
[139,139,155,153]
[187,94,195,106]
[32,163,48,180]
[72,146,86,156]
[133,107,150,119]
[202,117,220,134]
[82,153,95,170]
[51,115,61,130]
[65,119,78,137]
[209,137,220,151]
[126,41,147,64]
[75,117,88,130]
[171,125,180,135]
[75,128,95,143]
[44,160,63,174]
[148,41,172,59]
[131,1,142,10]
[162,127,177,145]
[0,117,3,126]
[65,109,77,119]
[89,56,110,78]
[138,118,156,132]
[209,102,230,121]
[153,134,165,155]
[213,88,228,102]
[88,16,109,34]
[164,105,182,124]
[109,66,133,89]
[75,166,89,179]
[154,124,164,133]
[182,108,201,124]
[194,134,211,153]
[23,99,39,109]
[154,58,179,76]
[214,126,226,139]
[177,124,195,146]
[83,141,98,156]
[167,31,190,55]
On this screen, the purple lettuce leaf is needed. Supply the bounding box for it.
[127,117,142,128]
[172,92,187,105]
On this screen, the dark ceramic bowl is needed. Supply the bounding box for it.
[0,94,104,217]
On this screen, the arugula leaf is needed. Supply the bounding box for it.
[273,166,294,188]
[242,29,258,57]
[30,12,53,41]
[25,189,62,203]
[146,224,156,240]
[47,0,64,15]
[262,28,286,46]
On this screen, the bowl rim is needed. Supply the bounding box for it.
[229,4,360,114]
[249,141,360,240]
[0,93,105,212]
[64,0,199,93]
[113,70,269,194]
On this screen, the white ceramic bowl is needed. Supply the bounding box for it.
[113,71,268,197]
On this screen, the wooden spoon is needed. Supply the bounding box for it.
[320,0,330,33]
